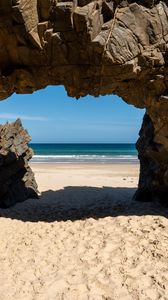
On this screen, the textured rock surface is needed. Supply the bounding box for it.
[0,0,168,202]
[134,111,168,203]
[0,119,38,208]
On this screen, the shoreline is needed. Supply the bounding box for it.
[30,161,139,166]
[31,160,139,165]
[30,162,139,174]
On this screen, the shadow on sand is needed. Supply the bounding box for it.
[0,186,168,222]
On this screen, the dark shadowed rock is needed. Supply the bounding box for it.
[0,1,168,203]
[0,119,38,208]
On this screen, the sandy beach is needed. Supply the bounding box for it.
[0,163,168,299]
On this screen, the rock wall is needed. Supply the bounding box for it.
[134,109,168,203]
[0,0,168,202]
[0,0,168,104]
[0,119,38,208]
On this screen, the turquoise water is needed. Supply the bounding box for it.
[30,143,138,164]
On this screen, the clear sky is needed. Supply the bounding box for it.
[0,86,145,143]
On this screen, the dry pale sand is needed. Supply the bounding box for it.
[0,163,168,300]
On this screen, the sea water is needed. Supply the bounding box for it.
[30,143,138,164]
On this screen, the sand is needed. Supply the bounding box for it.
[0,163,168,300]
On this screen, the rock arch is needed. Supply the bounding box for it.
[0,0,168,205]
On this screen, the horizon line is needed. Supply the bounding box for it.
[29,142,136,144]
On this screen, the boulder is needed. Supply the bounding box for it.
[0,119,38,208]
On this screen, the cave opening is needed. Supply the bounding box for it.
[0,85,145,207]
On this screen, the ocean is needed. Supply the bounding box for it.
[30,143,138,164]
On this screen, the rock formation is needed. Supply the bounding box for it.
[0,119,38,208]
[0,0,168,202]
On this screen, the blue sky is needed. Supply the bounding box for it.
[0,86,145,143]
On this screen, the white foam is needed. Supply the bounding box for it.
[31,154,138,164]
